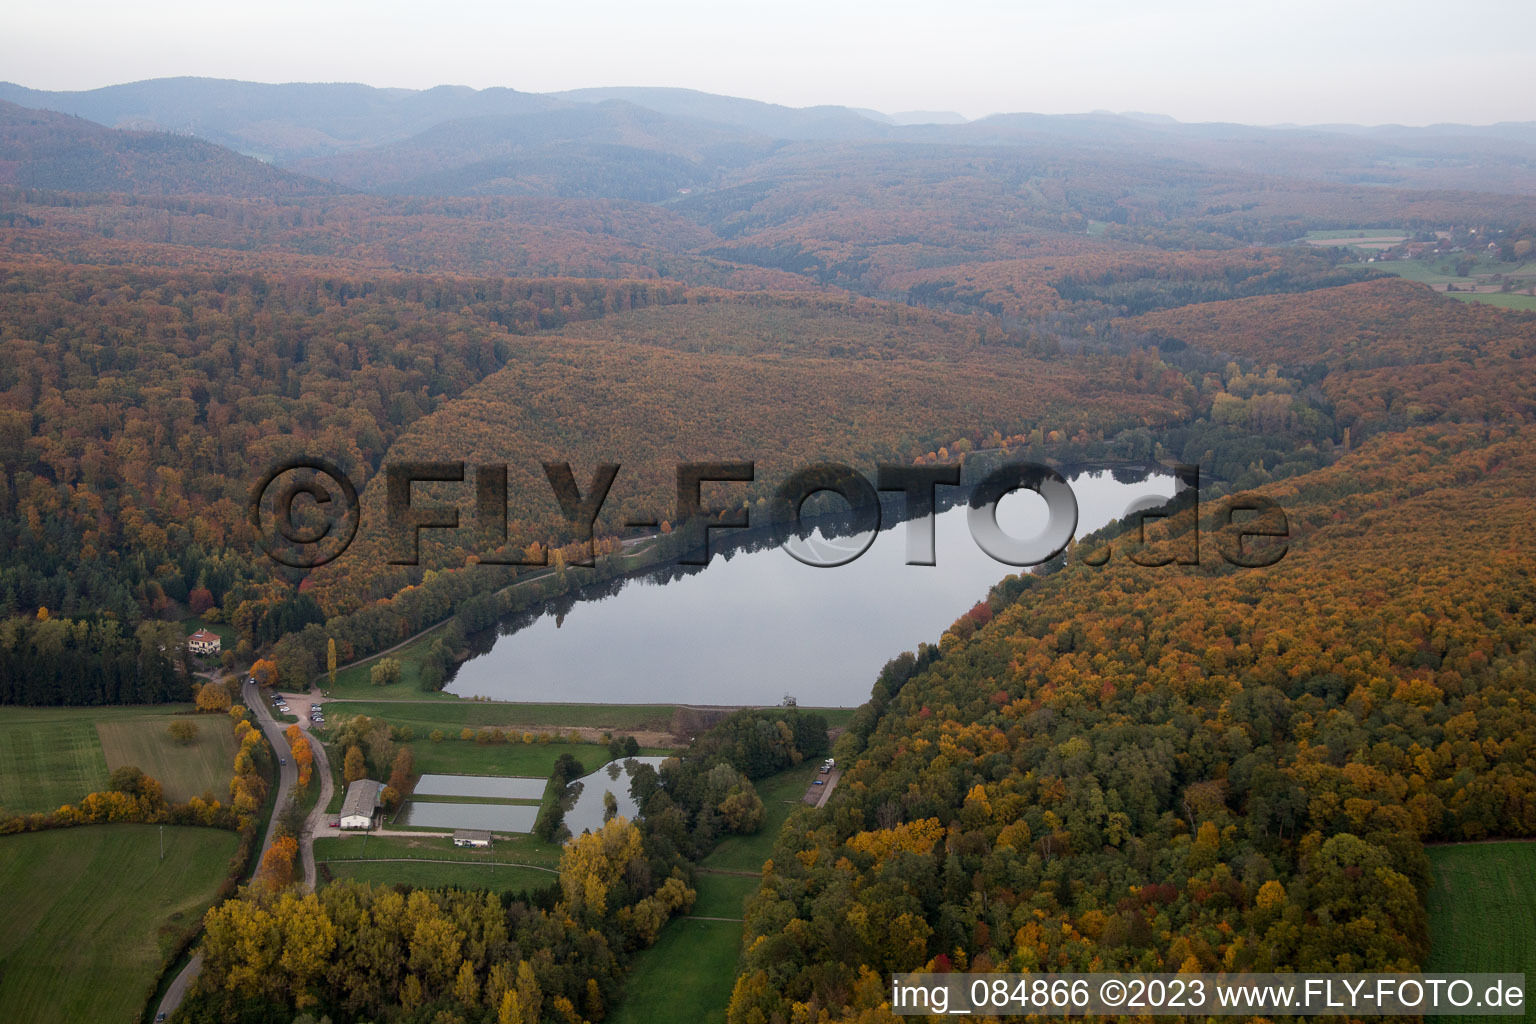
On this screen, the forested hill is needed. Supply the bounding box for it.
[730,422,1536,1021]
[0,101,335,197]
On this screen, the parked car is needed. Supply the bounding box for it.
[812,779,825,786]
[279,757,287,765]
[329,819,340,828]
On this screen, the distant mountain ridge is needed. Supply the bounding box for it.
[3,77,1536,198]
[0,77,565,163]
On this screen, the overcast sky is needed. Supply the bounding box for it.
[5,0,1533,126]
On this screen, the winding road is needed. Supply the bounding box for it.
[154,677,334,1021]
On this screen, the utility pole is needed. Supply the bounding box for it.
[159,824,164,861]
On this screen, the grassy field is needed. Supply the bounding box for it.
[691,872,759,920]
[0,705,232,815]
[1425,842,1536,1021]
[323,857,556,895]
[1365,254,1536,310]
[0,824,239,1024]
[608,918,742,1024]
[1449,291,1536,311]
[405,737,622,777]
[330,698,854,735]
[325,699,678,732]
[96,715,236,803]
[315,830,563,869]
[326,630,449,699]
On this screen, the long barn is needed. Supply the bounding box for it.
[340,779,382,830]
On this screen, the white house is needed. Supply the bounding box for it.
[452,829,493,848]
[187,629,222,656]
[340,779,383,830]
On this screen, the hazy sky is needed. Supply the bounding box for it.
[5,0,1533,125]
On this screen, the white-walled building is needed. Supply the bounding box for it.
[340,779,383,830]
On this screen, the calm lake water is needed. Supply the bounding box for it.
[562,757,667,836]
[446,469,1176,707]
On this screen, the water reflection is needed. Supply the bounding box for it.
[562,757,667,836]
[395,801,540,833]
[447,468,1177,706]
[413,773,547,801]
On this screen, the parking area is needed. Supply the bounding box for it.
[262,686,327,730]
[802,767,841,808]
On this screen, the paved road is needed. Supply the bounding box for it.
[154,952,202,1021]
[265,687,339,889]
[154,679,304,1021]
[244,677,300,870]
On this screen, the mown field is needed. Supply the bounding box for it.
[314,831,563,868]
[97,714,237,802]
[314,830,565,896]
[324,697,678,732]
[0,824,239,1024]
[403,737,627,777]
[607,917,742,1024]
[330,698,856,738]
[691,872,760,920]
[0,705,232,814]
[1425,842,1536,1022]
[323,857,556,896]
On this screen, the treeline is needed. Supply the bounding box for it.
[0,615,190,705]
[727,425,1536,1022]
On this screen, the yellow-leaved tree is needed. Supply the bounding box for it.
[558,816,644,916]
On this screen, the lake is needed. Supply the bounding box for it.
[445,467,1177,707]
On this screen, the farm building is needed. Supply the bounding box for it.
[452,829,493,848]
[187,629,221,656]
[340,779,383,830]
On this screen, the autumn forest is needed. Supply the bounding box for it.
[0,76,1534,1024]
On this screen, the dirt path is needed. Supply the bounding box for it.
[297,710,334,890]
